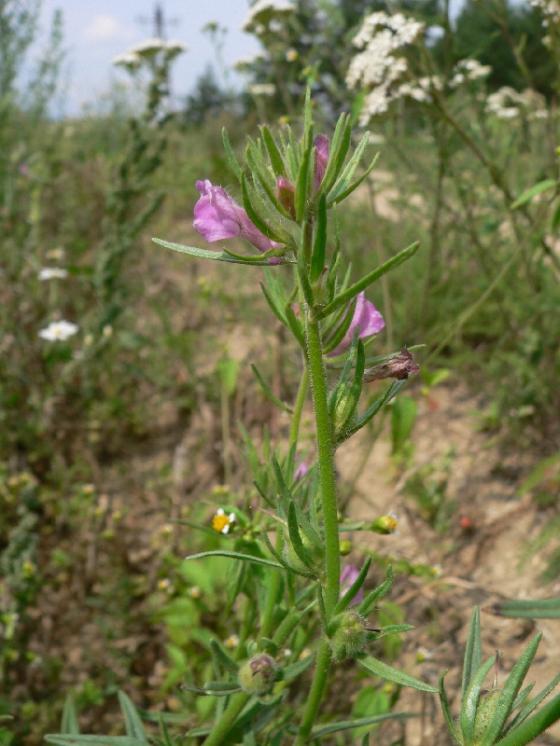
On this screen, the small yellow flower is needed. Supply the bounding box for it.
[286,48,298,62]
[212,508,236,535]
[158,578,171,591]
[189,586,202,599]
[224,634,239,649]
[370,512,398,534]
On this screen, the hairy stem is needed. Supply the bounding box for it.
[202,692,249,746]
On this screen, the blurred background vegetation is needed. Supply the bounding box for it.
[1,0,560,743]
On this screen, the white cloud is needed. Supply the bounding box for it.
[84,14,127,42]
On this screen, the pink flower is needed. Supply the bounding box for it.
[329,292,385,356]
[340,564,364,605]
[314,134,329,190]
[294,461,309,480]
[193,179,279,253]
[277,176,295,217]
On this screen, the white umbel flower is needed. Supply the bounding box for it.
[39,320,79,342]
[38,267,68,281]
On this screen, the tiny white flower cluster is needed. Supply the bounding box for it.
[39,320,79,342]
[248,83,276,97]
[529,0,560,23]
[242,0,295,32]
[346,11,426,123]
[449,59,491,88]
[486,87,547,120]
[38,267,68,281]
[113,38,186,70]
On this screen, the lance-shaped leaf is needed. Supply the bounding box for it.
[359,656,438,693]
[492,597,560,619]
[153,238,278,266]
[494,694,560,746]
[210,639,239,675]
[295,141,314,223]
[61,696,80,735]
[311,711,416,738]
[327,132,371,204]
[181,681,242,696]
[480,633,542,746]
[45,739,145,746]
[118,692,148,741]
[507,674,560,733]
[439,674,462,745]
[241,175,286,243]
[462,606,482,700]
[251,364,293,414]
[460,655,496,744]
[336,558,372,614]
[184,551,284,571]
[338,380,405,445]
[318,242,420,319]
[320,113,352,194]
[332,153,380,205]
[260,125,286,177]
[511,178,556,209]
[334,340,365,438]
[359,566,393,616]
[287,502,315,570]
[310,193,327,282]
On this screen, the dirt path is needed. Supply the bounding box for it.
[338,382,560,743]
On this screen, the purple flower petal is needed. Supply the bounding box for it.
[294,461,309,480]
[314,134,329,189]
[328,292,385,356]
[193,179,280,254]
[340,564,364,605]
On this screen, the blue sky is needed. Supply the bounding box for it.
[35,0,467,115]
[38,0,261,114]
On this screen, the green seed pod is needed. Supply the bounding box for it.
[238,654,278,696]
[339,539,353,556]
[473,689,502,743]
[329,611,368,661]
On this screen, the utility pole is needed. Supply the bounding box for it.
[137,3,181,103]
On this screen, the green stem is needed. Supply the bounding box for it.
[294,641,332,745]
[294,309,340,743]
[304,311,340,614]
[202,692,249,746]
[289,367,308,449]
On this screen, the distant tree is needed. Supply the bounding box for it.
[183,66,232,126]
[449,0,556,95]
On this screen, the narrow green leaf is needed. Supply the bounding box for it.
[153,238,275,266]
[118,692,147,741]
[494,694,560,746]
[511,179,556,209]
[327,132,370,204]
[312,711,416,737]
[462,607,483,699]
[184,551,284,570]
[242,175,284,243]
[284,302,305,348]
[222,127,243,182]
[460,655,496,744]
[319,242,420,319]
[340,381,405,444]
[251,364,293,414]
[493,597,560,619]
[358,656,438,693]
[508,674,560,732]
[210,639,239,675]
[336,558,372,613]
[310,194,327,282]
[61,696,80,735]
[45,738,145,746]
[321,114,352,194]
[288,502,314,569]
[181,681,241,696]
[481,634,542,746]
[295,142,313,222]
[331,153,380,205]
[359,566,393,616]
[439,674,462,745]
[261,125,285,176]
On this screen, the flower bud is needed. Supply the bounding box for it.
[473,689,502,741]
[277,177,295,218]
[370,513,398,534]
[329,611,368,661]
[339,539,353,556]
[363,349,419,383]
[238,654,278,695]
